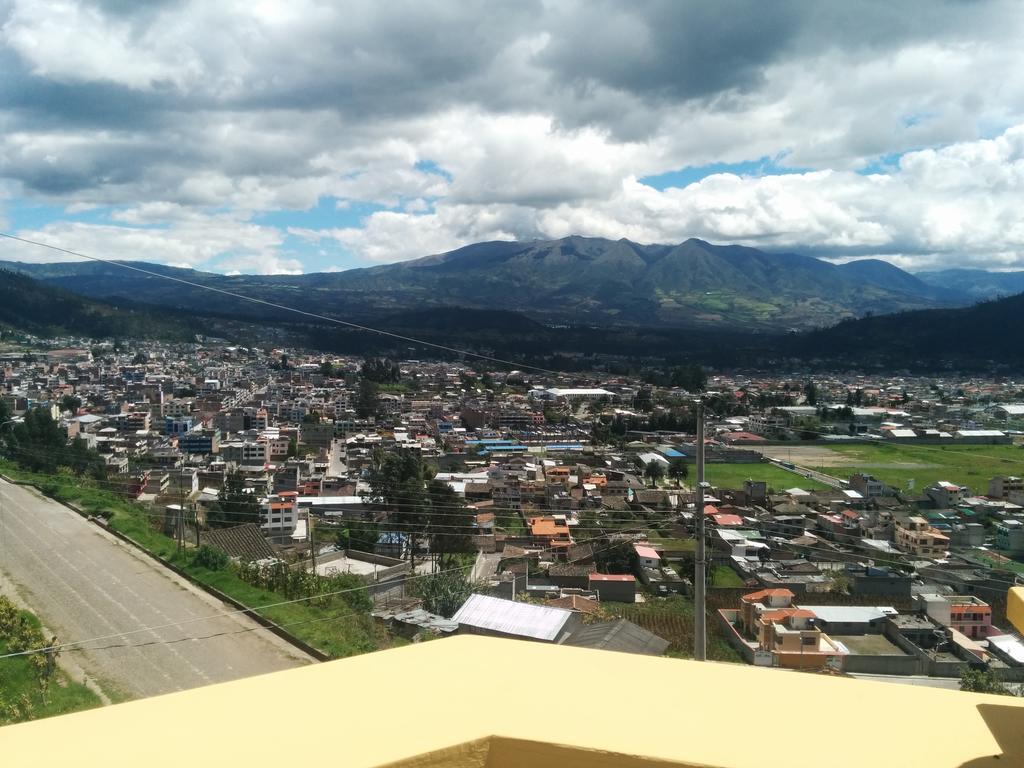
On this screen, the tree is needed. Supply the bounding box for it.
[207,472,261,528]
[319,360,335,378]
[667,459,689,487]
[60,395,82,413]
[355,378,379,419]
[959,668,1015,696]
[365,449,432,560]
[335,519,380,553]
[803,381,818,406]
[426,479,474,569]
[361,357,401,383]
[644,461,665,487]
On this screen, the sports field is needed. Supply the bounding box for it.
[755,443,1024,494]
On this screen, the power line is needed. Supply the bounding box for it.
[0,231,566,376]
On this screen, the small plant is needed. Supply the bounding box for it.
[192,544,229,571]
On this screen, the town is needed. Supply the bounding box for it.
[1,335,1023,700]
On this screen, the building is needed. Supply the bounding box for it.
[588,573,637,603]
[996,519,1024,555]
[916,594,994,640]
[260,491,299,541]
[895,516,950,558]
[848,472,888,498]
[989,476,1024,499]
[452,594,580,642]
[925,481,967,509]
[734,589,846,670]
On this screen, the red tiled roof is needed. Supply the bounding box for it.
[589,574,636,582]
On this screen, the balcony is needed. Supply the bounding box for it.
[2,632,1024,767]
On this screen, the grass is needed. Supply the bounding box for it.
[710,566,745,587]
[811,443,1024,494]
[0,606,103,724]
[0,461,388,659]
[701,462,830,492]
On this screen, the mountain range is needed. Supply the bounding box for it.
[1,236,1003,331]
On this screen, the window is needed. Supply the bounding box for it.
[801,636,816,647]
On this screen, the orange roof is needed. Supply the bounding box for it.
[741,588,795,602]
[528,516,569,537]
[589,574,636,582]
[761,608,816,622]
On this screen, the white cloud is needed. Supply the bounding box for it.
[2,1,1024,273]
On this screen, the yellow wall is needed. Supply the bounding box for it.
[1,636,1022,767]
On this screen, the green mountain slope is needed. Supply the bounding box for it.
[0,269,197,340]
[0,237,966,330]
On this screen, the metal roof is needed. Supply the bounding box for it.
[452,593,573,641]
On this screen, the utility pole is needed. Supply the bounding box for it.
[694,399,707,662]
[309,513,317,573]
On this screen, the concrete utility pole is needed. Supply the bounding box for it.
[694,400,707,662]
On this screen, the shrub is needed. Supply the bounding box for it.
[192,545,229,571]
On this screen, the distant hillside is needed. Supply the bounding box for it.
[917,268,1024,302]
[0,269,197,340]
[793,291,1024,368]
[0,237,964,331]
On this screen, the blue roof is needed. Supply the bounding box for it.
[465,439,519,446]
[662,449,685,458]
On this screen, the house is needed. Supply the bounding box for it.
[735,589,846,670]
[588,573,636,603]
[634,544,661,570]
[527,515,573,551]
[451,594,579,642]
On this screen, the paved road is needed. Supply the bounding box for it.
[0,479,312,699]
[766,458,847,489]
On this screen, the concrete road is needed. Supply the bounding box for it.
[0,479,312,700]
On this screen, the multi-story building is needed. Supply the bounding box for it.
[220,440,269,465]
[916,593,993,640]
[989,476,1024,499]
[895,516,950,558]
[179,428,221,455]
[261,491,300,541]
[849,472,887,498]
[995,519,1024,555]
[924,481,966,509]
[736,589,846,670]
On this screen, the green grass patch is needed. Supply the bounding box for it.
[0,602,102,724]
[702,461,830,492]
[710,566,745,587]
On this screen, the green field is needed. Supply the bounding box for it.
[701,462,830,493]
[808,443,1024,494]
[604,596,741,663]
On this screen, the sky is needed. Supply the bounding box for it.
[1,1,1024,275]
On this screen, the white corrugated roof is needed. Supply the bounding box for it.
[799,606,892,623]
[452,594,573,641]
